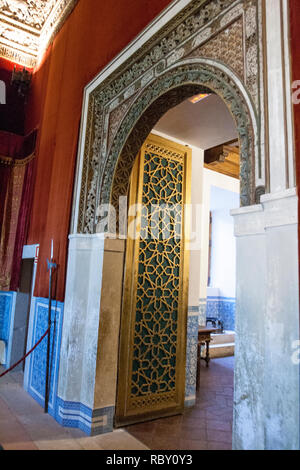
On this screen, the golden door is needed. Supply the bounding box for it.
[115,133,191,427]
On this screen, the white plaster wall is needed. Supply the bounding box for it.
[200,170,240,302]
[152,130,241,309]
[209,185,240,298]
[151,130,204,309]
[233,223,266,449]
[232,190,300,450]
[188,146,204,307]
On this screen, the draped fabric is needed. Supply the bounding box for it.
[0,130,37,291]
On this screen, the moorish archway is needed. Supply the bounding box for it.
[106,62,256,224]
[63,0,266,434]
[73,0,266,236]
[106,58,256,426]
[56,0,300,449]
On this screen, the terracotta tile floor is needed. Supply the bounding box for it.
[0,366,147,450]
[126,356,234,451]
[0,356,233,450]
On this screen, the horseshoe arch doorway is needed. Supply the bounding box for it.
[107,71,256,427]
[70,1,263,437]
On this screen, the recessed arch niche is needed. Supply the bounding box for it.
[105,63,255,224]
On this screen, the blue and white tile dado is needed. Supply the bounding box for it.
[24,296,115,435]
[24,297,64,418]
[206,296,236,331]
[2,291,219,435]
[55,398,115,435]
[0,291,16,366]
[185,306,199,407]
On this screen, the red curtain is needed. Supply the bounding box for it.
[0,130,37,291]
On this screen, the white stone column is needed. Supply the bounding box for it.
[56,234,125,435]
[265,0,295,191]
[261,189,299,449]
[231,204,266,450]
[232,189,300,450]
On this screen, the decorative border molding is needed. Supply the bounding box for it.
[0,44,36,68]
[188,305,200,316]
[73,0,266,235]
[55,399,115,436]
[232,187,298,236]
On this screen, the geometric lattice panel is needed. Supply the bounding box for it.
[116,134,191,426]
[131,151,183,407]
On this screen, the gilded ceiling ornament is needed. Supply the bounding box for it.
[0,0,55,30]
[0,0,78,67]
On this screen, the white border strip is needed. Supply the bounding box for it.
[281,0,295,189]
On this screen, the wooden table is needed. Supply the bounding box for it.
[196,327,217,390]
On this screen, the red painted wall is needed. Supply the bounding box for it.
[25,0,173,300]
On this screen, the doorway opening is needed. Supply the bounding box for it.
[9,258,34,373]
[114,90,240,449]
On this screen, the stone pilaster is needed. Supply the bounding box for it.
[56,234,125,435]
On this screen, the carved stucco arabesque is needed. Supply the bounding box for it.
[77,0,265,234]
[0,0,78,67]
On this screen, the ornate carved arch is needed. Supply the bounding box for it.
[75,0,265,234]
[104,62,255,223]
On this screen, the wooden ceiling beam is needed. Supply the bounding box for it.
[204,139,240,179]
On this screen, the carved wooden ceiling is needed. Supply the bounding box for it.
[0,0,78,68]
